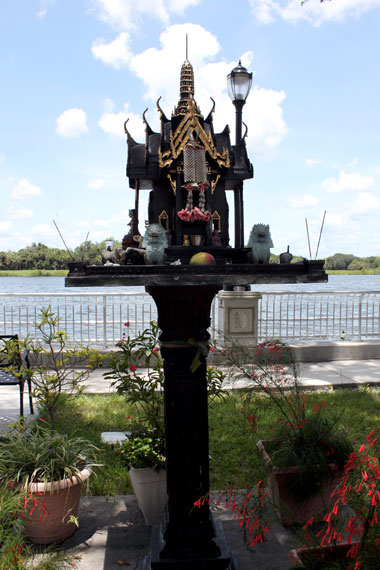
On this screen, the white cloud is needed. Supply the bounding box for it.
[321,170,376,193]
[87,178,105,190]
[242,87,287,156]
[56,108,88,138]
[11,179,42,200]
[8,206,34,220]
[352,191,380,215]
[91,32,132,68]
[90,0,201,31]
[93,219,110,228]
[287,194,318,208]
[305,158,322,167]
[110,208,133,224]
[0,153,5,164]
[250,0,380,26]
[31,223,55,238]
[36,0,55,19]
[0,221,12,234]
[98,99,145,140]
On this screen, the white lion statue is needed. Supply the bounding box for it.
[143,224,168,265]
[248,223,274,264]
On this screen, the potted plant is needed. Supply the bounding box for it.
[21,305,103,430]
[118,423,166,526]
[201,339,352,534]
[0,422,100,544]
[289,425,380,569]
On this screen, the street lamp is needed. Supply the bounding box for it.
[227,60,253,249]
[227,60,253,144]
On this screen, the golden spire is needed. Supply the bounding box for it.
[173,35,201,117]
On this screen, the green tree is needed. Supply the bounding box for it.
[324,253,355,270]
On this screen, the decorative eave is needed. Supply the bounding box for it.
[158,96,230,171]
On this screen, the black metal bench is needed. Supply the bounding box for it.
[0,335,34,417]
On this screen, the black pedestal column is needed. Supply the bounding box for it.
[141,284,238,570]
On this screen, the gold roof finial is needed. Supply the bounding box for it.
[173,35,201,117]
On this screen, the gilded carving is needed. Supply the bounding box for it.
[167,174,176,195]
[211,175,221,195]
[159,95,230,171]
[158,209,169,229]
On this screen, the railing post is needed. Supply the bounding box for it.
[358,293,363,342]
[103,295,107,348]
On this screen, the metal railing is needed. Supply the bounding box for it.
[0,291,379,346]
[258,291,380,342]
[0,292,218,347]
[0,292,158,347]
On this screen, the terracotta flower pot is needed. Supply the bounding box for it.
[257,440,340,527]
[24,468,92,544]
[130,467,167,526]
[289,542,353,568]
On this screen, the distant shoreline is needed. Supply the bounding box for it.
[0,270,68,277]
[0,269,379,278]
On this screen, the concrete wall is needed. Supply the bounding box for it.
[289,341,380,362]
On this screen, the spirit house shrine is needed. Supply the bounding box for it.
[126,56,253,262]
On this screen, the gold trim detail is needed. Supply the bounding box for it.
[211,210,221,232]
[158,147,172,169]
[167,174,176,195]
[211,175,221,195]
[159,95,230,171]
[158,210,169,229]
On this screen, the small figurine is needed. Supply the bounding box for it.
[211,230,222,247]
[143,223,168,265]
[183,234,190,246]
[248,223,274,264]
[280,246,293,264]
[101,242,118,265]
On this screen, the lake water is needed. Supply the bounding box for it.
[0,274,379,294]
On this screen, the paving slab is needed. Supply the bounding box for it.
[61,495,299,570]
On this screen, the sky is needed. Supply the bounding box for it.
[1,0,380,259]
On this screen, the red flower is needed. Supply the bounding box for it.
[124,321,130,326]
[177,209,195,222]
[130,365,137,372]
[193,207,211,221]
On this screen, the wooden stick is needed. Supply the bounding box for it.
[315,210,326,260]
[305,218,312,259]
[52,220,74,260]
[80,232,90,262]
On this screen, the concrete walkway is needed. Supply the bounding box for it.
[2,358,380,426]
[1,358,379,569]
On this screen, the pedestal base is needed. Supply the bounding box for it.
[139,520,239,570]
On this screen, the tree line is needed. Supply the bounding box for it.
[0,242,378,272]
[0,240,120,270]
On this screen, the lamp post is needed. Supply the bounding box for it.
[227,61,253,249]
[227,60,252,145]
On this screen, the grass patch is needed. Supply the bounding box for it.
[0,269,68,277]
[52,387,380,496]
[326,269,380,275]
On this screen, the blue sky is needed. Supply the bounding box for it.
[1,0,380,258]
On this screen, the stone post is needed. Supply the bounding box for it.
[217,291,261,348]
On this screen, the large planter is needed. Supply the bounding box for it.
[24,468,91,544]
[289,543,353,568]
[130,467,167,526]
[258,440,340,527]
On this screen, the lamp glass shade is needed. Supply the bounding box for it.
[227,62,253,102]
